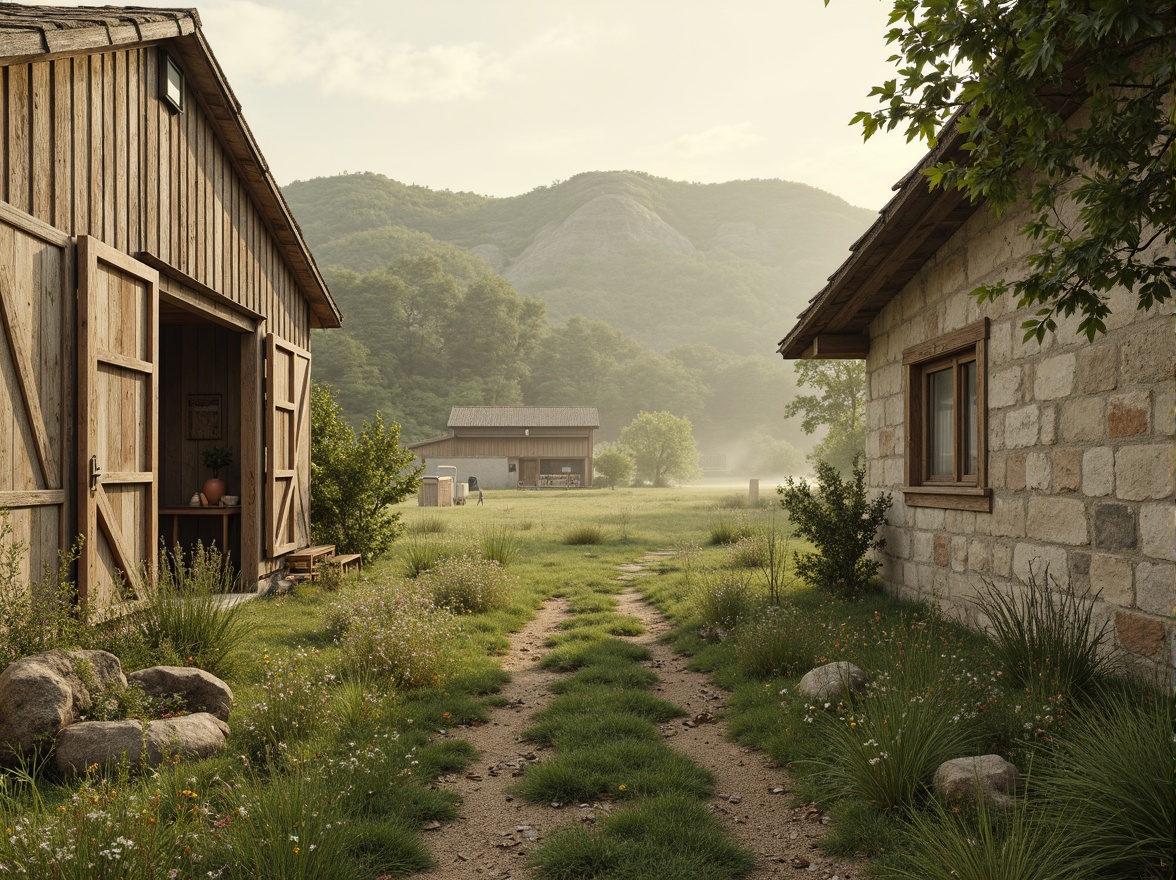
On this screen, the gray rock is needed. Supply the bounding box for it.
[797,661,868,702]
[0,649,125,764]
[933,755,1022,810]
[55,713,230,775]
[127,666,234,721]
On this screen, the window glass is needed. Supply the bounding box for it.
[963,360,977,476]
[929,367,953,477]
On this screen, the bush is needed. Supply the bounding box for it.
[310,382,423,561]
[135,541,250,678]
[975,563,1112,696]
[734,604,821,679]
[564,524,606,545]
[421,553,517,613]
[328,579,457,687]
[594,445,635,489]
[778,457,891,598]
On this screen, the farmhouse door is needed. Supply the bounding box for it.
[265,333,311,556]
[0,204,72,592]
[77,236,159,610]
[520,459,538,487]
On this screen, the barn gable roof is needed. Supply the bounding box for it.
[0,5,341,328]
[448,406,600,428]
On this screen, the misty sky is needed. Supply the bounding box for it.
[46,1,929,209]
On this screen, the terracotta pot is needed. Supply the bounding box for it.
[202,477,226,505]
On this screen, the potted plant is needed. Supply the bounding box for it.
[201,445,233,505]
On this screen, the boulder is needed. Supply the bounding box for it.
[797,661,868,702]
[933,754,1022,810]
[55,712,230,775]
[127,666,234,721]
[0,649,126,764]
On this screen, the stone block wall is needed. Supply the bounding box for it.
[865,202,1175,671]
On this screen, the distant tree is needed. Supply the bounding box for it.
[784,360,865,474]
[310,383,423,560]
[619,411,702,487]
[594,446,635,489]
[850,0,1174,340]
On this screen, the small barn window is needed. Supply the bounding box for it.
[901,319,991,512]
[162,54,185,113]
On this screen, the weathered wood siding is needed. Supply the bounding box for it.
[0,48,309,349]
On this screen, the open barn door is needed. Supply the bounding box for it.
[265,333,311,556]
[77,236,159,610]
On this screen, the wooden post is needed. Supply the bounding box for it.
[749,479,759,506]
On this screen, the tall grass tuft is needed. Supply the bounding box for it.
[734,603,821,678]
[975,563,1112,695]
[400,535,449,577]
[1033,687,1174,879]
[563,524,606,545]
[881,790,1070,880]
[480,524,520,566]
[136,541,250,678]
[406,514,448,535]
[707,512,754,545]
[692,570,760,634]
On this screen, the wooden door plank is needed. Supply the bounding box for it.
[31,62,50,222]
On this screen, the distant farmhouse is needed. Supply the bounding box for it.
[778,119,1174,668]
[409,407,600,489]
[0,6,340,611]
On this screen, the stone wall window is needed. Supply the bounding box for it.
[902,318,991,511]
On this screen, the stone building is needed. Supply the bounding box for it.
[777,123,1174,671]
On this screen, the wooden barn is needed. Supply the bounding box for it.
[409,407,600,489]
[0,6,340,611]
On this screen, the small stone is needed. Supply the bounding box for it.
[791,857,810,868]
[423,821,442,831]
[728,794,742,804]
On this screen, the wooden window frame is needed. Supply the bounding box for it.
[901,318,992,512]
[161,53,186,114]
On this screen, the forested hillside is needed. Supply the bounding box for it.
[285,171,873,472]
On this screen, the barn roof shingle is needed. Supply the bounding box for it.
[448,406,600,428]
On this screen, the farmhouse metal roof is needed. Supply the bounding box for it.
[448,406,600,428]
[0,5,341,328]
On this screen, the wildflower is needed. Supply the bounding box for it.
[618,784,627,791]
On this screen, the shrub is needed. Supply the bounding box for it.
[421,553,517,613]
[594,445,635,489]
[563,524,606,545]
[692,571,761,634]
[778,457,891,598]
[310,382,422,561]
[135,541,250,678]
[1034,688,1174,879]
[734,604,821,679]
[480,524,520,566]
[975,563,1113,696]
[328,579,457,687]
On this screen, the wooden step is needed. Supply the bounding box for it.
[335,553,362,576]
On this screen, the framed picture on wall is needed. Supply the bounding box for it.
[187,395,222,440]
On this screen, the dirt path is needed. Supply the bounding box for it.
[419,555,861,879]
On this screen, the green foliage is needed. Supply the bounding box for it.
[0,510,85,670]
[734,604,820,679]
[563,524,606,545]
[692,571,761,634]
[327,578,457,687]
[619,411,701,487]
[593,445,635,489]
[135,541,251,678]
[310,382,423,560]
[707,512,755,545]
[479,524,520,566]
[399,536,449,578]
[237,647,333,761]
[851,1,1174,340]
[1033,688,1174,879]
[975,563,1112,696]
[881,795,1070,880]
[785,360,865,473]
[778,458,891,598]
[530,794,756,880]
[200,445,233,477]
[419,553,517,614]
